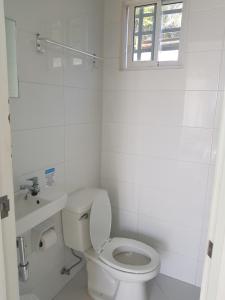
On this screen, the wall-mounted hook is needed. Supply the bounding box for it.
[36,33,45,54]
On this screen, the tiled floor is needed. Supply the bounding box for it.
[54,269,200,300]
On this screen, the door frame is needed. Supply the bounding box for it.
[0,0,19,299]
[200,90,225,300]
[0,220,7,300]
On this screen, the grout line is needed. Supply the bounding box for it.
[101,150,214,166]
[62,51,67,191]
[102,122,216,130]
[112,204,205,233]
[104,47,225,60]
[18,80,103,91]
[102,88,225,92]
[11,122,100,133]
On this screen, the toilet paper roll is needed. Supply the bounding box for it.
[39,228,57,250]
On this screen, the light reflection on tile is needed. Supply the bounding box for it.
[54,269,200,300]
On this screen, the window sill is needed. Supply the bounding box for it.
[120,62,184,71]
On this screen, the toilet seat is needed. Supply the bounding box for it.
[99,237,160,274]
[89,192,160,276]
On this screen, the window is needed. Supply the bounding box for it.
[122,0,185,69]
[133,4,157,62]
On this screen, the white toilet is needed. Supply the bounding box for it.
[62,189,160,300]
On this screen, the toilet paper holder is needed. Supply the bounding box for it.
[31,220,57,252]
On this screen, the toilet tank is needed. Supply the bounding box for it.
[62,188,107,252]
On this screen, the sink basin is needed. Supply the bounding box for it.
[15,187,67,236]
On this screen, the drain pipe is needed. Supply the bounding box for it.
[61,249,82,276]
[17,236,29,282]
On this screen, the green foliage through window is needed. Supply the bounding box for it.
[131,1,183,63]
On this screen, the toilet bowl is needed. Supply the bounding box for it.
[62,189,161,300]
[99,237,160,278]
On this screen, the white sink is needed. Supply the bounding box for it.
[15,187,67,236]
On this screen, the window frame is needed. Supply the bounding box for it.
[121,0,187,70]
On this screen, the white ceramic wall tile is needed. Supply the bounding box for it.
[63,54,88,88]
[63,13,89,50]
[137,126,212,163]
[65,123,100,161]
[4,0,65,36]
[111,208,138,240]
[103,90,218,128]
[103,22,121,59]
[102,90,139,124]
[101,152,137,183]
[65,156,100,193]
[218,51,225,91]
[62,0,93,22]
[136,158,209,192]
[102,124,139,154]
[87,0,104,55]
[104,0,122,23]
[190,0,225,11]
[214,92,224,129]
[65,87,100,125]
[63,53,102,90]
[187,8,225,52]
[211,129,219,163]
[136,90,186,126]
[101,177,138,213]
[182,91,218,128]
[10,82,64,130]
[185,51,221,91]
[158,249,197,285]
[139,90,217,128]
[138,214,201,258]
[137,184,206,230]
[103,124,212,163]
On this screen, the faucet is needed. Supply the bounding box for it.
[20,177,40,197]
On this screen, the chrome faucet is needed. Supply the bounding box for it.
[20,177,40,197]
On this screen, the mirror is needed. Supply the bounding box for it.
[5,18,19,98]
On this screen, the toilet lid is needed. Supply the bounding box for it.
[90,191,111,253]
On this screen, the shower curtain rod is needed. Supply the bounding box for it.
[36,33,104,61]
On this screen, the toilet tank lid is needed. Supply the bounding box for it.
[65,188,108,214]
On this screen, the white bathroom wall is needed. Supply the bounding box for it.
[5,0,225,294]
[101,0,225,286]
[5,0,103,299]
